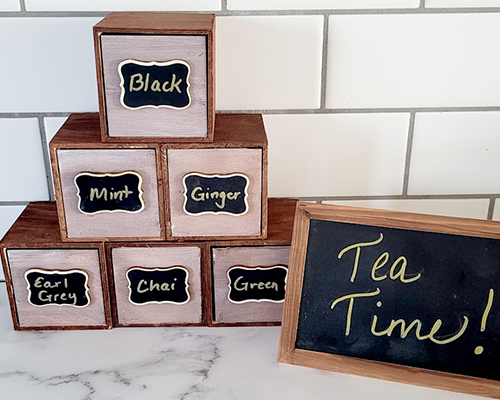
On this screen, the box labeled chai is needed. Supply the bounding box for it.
[106,242,207,327]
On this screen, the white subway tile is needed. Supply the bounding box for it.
[0,0,21,11]
[44,117,68,143]
[25,0,220,11]
[216,16,323,110]
[0,205,26,280]
[228,0,418,10]
[264,113,409,197]
[322,199,490,220]
[427,0,500,7]
[493,200,500,222]
[44,117,68,196]
[326,14,500,108]
[0,18,100,113]
[0,205,26,241]
[409,112,500,195]
[0,119,49,201]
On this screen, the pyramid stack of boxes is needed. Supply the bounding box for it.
[0,13,297,330]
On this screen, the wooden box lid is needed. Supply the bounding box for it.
[94,13,215,35]
[0,202,103,247]
[207,198,298,247]
[49,113,161,149]
[163,113,268,149]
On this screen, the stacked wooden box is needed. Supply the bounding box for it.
[0,13,297,330]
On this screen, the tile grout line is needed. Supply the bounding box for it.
[289,194,499,202]
[2,108,500,120]
[3,8,500,18]
[0,201,29,206]
[402,112,416,196]
[487,198,496,220]
[221,0,228,15]
[19,0,26,12]
[0,195,497,207]
[319,14,329,110]
[37,117,55,201]
[221,107,500,114]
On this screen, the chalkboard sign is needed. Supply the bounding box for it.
[74,171,144,215]
[24,269,90,308]
[278,203,500,398]
[182,173,249,216]
[227,265,287,304]
[118,59,191,110]
[126,266,190,305]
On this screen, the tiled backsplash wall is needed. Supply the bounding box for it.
[2,1,500,280]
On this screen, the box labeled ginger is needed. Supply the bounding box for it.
[163,114,268,241]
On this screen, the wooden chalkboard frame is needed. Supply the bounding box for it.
[278,202,500,399]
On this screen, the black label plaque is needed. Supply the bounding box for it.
[74,171,144,215]
[126,266,190,305]
[182,173,249,216]
[227,266,287,304]
[25,269,90,308]
[119,59,191,110]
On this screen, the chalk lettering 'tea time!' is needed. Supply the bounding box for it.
[330,233,469,345]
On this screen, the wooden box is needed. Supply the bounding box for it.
[208,198,297,326]
[94,13,215,142]
[106,242,207,327]
[0,202,111,330]
[50,113,165,242]
[163,114,268,240]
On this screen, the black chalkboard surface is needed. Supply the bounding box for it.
[278,203,500,398]
[182,173,249,216]
[25,269,90,308]
[74,171,144,215]
[118,59,191,110]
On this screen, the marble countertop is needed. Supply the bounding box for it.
[0,282,488,400]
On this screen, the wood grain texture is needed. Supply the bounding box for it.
[209,198,298,247]
[57,148,162,240]
[211,246,290,325]
[49,114,167,242]
[167,148,262,238]
[207,198,297,326]
[8,249,107,328]
[107,244,204,327]
[0,202,111,330]
[94,13,214,142]
[94,13,214,34]
[278,202,500,399]
[163,114,268,240]
[163,114,268,149]
[100,35,208,139]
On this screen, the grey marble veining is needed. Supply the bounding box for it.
[0,283,487,400]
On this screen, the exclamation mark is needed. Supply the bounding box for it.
[474,289,494,355]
